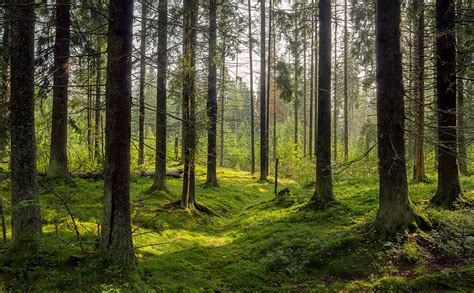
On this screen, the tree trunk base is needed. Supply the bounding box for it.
[374,204,430,237]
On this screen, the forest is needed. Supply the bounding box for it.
[0,0,472,290]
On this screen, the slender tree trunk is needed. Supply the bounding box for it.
[206,0,218,187]
[0,0,10,159]
[9,0,41,249]
[48,0,71,178]
[181,0,198,208]
[309,0,315,159]
[272,22,277,161]
[266,0,272,157]
[87,58,93,159]
[248,0,255,174]
[374,0,427,235]
[219,39,225,167]
[294,40,299,151]
[259,0,268,180]
[303,5,307,157]
[94,2,103,163]
[413,0,427,183]
[312,0,334,204]
[333,8,338,162]
[314,7,318,158]
[343,0,348,161]
[152,0,168,192]
[431,0,462,207]
[101,0,135,265]
[137,0,148,166]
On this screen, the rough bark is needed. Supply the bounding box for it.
[333,9,338,163]
[343,0,349,161]
[48,0,71,178]
[100,0,135,265]
[138,0,148,166]
[181,0,198,209]
[9,0,41,249]
[219,40,225,168]
[431,0,462,207]
[374,0,427,235]
[259,0,268,181]
[311,0,334,204]
[303,6,307,157]
[248,0,255,174]
[0,0,10,159]
[309,0,315,160]
[152,0,168,192]
[94,1,103,163]
[206,0,218,187]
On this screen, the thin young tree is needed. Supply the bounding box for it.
[431,0,462,207]
[48,0,71,178]
[248,0,255,174]
[412,0,427,183]
[374,0,427,235]
[181,0,198,208]
[10,0,41,249]
[206,0,219,187]
[94,0,103,162]
[152,0,168,192]
[101,0,135,264]
[343,0,348,161]
[332,2,338,162]
[137,0,148,166]
[311,0,334,204]
[260,0,268,181]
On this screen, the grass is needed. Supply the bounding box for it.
[0,164,472,291]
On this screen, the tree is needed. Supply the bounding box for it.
[93,1,104,162]
[48,0,71,178]
[431,0,462,207]
[247,0,255,174]
[100,0,135,264]
[9,0,41,249]
[138,0,148,166]
[343,0,349,161]
[0,0,10,159]
[412,0,427,183]
[206,0,219,187]
[374,0,427,235]
[152,0,168,192]
[181,0,198,208]
[333,2,338,162]
[311,0,334,204]
[260,0,268,181]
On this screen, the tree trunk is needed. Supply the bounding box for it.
[206,0,218,187]
[0,0,10,159]
[101,0,135,265]
[259,0,268,181]
[219,39,225,168]
[303,5,307,157]
[248,0,255,174]
[412,0,427,183]
[94,2,103,163]
[137,0,148,166]
[343,0,349,161]
[333,8,338,163]
[266,0,272,160]
[9,0,41,249]
[309,0,315,160]
[374,0,427,235]
[48,0,71,178]
[431,0,462,207]
[311,0,334,204]
[181,0,198,208]
[294,36,299,152]
[152,0,168,192]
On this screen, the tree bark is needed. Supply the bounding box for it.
[101,0,135,265]
[0,0,10,159]
[343,0,349,162]
[152,0,168,192]
[311,0,334,204]
[303,4,307,157]
[219,39,225,167]
[9,0,41,249]
[248,0,255,174]
[309,0,315,159]
[94,2,103,163]
[181,0,198,208]
[333,7,338,163]
[48,0,71,178]
[374,0,427,235]
[206,0,218,187]
[412,0,427,183]
[138,0,148,166]
[260,0,268,180]
[431,0,462,207]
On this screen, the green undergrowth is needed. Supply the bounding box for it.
[0,166,472,290]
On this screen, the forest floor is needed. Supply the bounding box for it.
[0,165,473,291]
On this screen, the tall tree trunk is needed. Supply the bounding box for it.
[101,0,135,265]
[0,0,10,159]
[219,39,225,167]
[431,0,462,207]
[10,0,41,249]
[259,0,268,180]
[94,2,103,163]
[48,0,71,178]
[272,20,277,161]
[343,0,348,161]
[248,0,255,174]
[266,0,272,159]
[412,0,427,183]
[311,0,334,204]
[206,0,218,187]
[294,38,299,152]
[181,0,198,208]
[152,0,168,192]
[303,4,307,157]
[309,0,315,159]
[87,58,93,159]
[314,6,318,158]
[374,0,427,235]
[333,8,338,162]
[137,0,148,166]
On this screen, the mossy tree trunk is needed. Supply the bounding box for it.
[48,0,71,178]
[101,0,135,265]
[374,0,427,235]
[9,0,41,249]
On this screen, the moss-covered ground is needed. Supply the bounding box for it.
[0,166,472,291]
